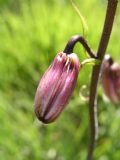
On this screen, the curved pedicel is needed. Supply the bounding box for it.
[103,54,114,65]
[64,35,96,58]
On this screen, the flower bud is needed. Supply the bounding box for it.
[101,55,120,103]
[34,52,80,123]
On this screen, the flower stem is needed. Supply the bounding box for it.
[87,0,118,160]
[64,35,96,58]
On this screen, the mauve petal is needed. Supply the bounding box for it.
[34,52,80,123]
[42,53,80,123]
[102,71,119,103]
[101,61,120,103]
[44,68,78,122]
[110,63,120,100]
[34,52,67,118]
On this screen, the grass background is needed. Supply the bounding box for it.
[0,0,120,159]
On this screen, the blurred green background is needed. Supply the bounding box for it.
[0,0,120,160]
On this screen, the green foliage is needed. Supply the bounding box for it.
[0,0,120,160]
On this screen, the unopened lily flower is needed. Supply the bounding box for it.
[34,52,80,123]
[101,55,120,103]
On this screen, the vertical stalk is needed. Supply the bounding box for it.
[87,0,118,160]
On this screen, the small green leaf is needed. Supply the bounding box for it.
[81,58,100,67]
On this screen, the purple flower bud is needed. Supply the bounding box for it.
[34,52,80,123]
[101,56,120,103]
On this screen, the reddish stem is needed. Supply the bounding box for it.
[87,0,118,160]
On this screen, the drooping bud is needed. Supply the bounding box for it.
[34,52,80,123]
[101,55,120,103]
